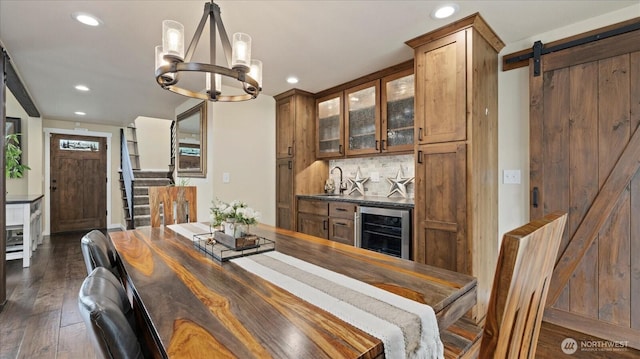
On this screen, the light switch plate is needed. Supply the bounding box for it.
[503,170,521,184]
[222,172,230,183]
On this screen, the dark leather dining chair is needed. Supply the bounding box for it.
[81,229,119,276]
[78,267,144,359]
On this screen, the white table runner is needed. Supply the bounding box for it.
[167,222,211,240]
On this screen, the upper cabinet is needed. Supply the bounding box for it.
[414,31,466,145]
[345,80,380,156]
[315,62,414,159]
[276,96,295,158]
[382,69,415,152]
[316,93,344,159]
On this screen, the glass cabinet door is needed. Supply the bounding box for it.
[382,70,414,153]
[345,80,380,156]
[316,93,344,158]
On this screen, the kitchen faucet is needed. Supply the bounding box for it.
[331,166,347,194]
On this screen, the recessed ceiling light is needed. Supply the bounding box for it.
[432,4,459,19]
[75,111,86,116]
[72,12,102,27]
[75,85,90,92]
[286,76,299,84]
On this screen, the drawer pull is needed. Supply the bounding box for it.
[336,208,347,212]
[335,222,347,226]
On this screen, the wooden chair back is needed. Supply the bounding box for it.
[479,212,567,358]
[148,186,197,227]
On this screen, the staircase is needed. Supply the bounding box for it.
[120,170,172,228]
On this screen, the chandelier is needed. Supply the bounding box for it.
[154,1,262,102]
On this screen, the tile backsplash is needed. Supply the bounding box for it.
[328,154,415,198]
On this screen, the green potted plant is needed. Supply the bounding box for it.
[6,133,30,178]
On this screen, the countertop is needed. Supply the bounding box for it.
[6,194,44,204]
[297,193,414,209]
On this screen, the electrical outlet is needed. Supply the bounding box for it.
[503,170,521,184]
[371,171,380,182]
[222,172,230,183]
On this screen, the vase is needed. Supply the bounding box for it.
[224,220,247,238]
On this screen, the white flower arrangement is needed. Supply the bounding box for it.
[210,199,261,227]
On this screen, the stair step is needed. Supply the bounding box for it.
[133,205,150,215]
[135,178,171,186]
[133,196,149,205]
[134,170,171,179]
[134,187,148,196]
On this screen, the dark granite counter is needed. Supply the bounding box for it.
[297,194,414,209]
[6,194,44,204]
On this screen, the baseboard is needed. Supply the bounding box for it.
[108,223,126,231]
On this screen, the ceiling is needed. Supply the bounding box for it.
[1,1,637,127]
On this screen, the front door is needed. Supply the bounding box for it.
[50,134,107,233]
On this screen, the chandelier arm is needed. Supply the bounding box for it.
[183,2,212,63]
[212,4,233,68]
[209,5,217,96]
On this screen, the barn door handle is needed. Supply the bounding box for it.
[532,187,539,208]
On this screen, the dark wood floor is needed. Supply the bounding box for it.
[1,231,638,359]
[0,232,97,359]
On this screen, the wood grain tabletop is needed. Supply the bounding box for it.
[109,224,477,358]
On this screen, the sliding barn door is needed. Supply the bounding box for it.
[530,29,640,347]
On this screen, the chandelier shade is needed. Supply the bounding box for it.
[155,1,262,102]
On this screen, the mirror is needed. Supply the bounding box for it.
[176,101,207,177]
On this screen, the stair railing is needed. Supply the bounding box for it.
[120,128,136,228]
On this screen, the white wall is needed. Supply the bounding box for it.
[176,86,276,226]
[496,3,640,240]
[134,116,172,170]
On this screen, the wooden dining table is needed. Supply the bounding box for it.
[109,224,477,359]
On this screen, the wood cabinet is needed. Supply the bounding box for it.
[297,198,357,245]
[275,90,328,231]
[414,31,466,145]
[297,199,329,238]
[345,80,380,156]
[315,62,414,159]
[381,69,415,153]
[316,92,344,158]
[407,13,504,322]
[328,202,357,245]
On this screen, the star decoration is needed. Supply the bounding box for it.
[346,167,369,196]
[386,166,414,198]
